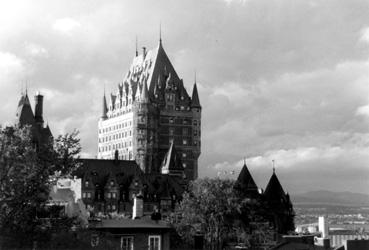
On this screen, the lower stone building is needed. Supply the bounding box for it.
[75,146,185,217]
[90,218,171,250]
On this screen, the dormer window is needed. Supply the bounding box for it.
[85,181,89,187]
[110,180,114,186]
[181,96,184,100]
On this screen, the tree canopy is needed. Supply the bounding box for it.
[174,178,241,250]
[0,125,81,248]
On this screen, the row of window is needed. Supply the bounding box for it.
[120,235,161,250]
[108,107,132,117]
[167,128,200,137]
[99,131,132,142]
[98,143,132,152]
[99,121,133,134]
[160,117,200,126]
[83,192,117,199]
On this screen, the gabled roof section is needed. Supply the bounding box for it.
[264,171,286,202]
[234,162,259,197]
[75,159,142,188]
[191,83,201,108]
[16,93,35,126]
[122,42,183,98]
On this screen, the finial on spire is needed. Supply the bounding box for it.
[135,36,138,56]
[159,22,162,45]
[243,157,246,166]
[194,70,197,84]
[272,159,275,173]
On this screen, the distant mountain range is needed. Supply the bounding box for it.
[291,190,369,207]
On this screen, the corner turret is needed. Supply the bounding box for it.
[102,93,108,120]
[233,160,259,198]
[191,82,201,109]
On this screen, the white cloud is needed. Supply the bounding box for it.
[52,17,81,35]
[25,43,48,57]
[360,27,369,44]
[356,104,369,117]
[0,51,24,81]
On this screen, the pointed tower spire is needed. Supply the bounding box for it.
[102,86,108,119]
[272,159,275,173]
[159,22,162,45]
[16,91,35,126]
[234,159,259,198]
[135,36,138,57]
[191,81,201,108]
[264,168,286,203]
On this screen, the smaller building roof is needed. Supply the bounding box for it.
[264,171,287,203]
[233,162,259,198]
[94,217,170,229]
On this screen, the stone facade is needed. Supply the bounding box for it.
[98,40,201,180]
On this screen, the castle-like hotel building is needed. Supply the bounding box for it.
[97,39,201,180]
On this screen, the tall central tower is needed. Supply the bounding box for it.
[97,39,201,180]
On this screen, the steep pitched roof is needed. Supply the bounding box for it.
[16,93,35,126]
[234,162,259,197]
[75,159,142,188]
[121,42,189,101]
[161,141,184,175]
[102,94,108,119]
[191,83,201,108]
[264,171,286,203]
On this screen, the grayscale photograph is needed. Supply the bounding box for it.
[0,1,368,249]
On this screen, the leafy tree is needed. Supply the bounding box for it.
[174,178,241,250]
[0,125,81,248]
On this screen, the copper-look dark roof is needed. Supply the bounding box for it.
[15,93,53,146]
[76,159,184,199]
[76,159,142,188]
[102,94,108,119]
[94,217,170,229]
[264,171,286,202]
[234,163,259,197]
[16,93,35,126]
[191,83,201,108]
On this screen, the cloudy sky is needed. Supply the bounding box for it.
[1,0,368,194]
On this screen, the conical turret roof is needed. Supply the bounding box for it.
[264,170,286,202]
[234,162,259,197]
[191,83,201,108]
[102,94,108,119]
[16,93,35,126]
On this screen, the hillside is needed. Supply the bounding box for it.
[292,190,369,207]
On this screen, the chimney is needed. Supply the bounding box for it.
[132,193,143,219]
[34,92,44,126]
[142,47,146,58]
